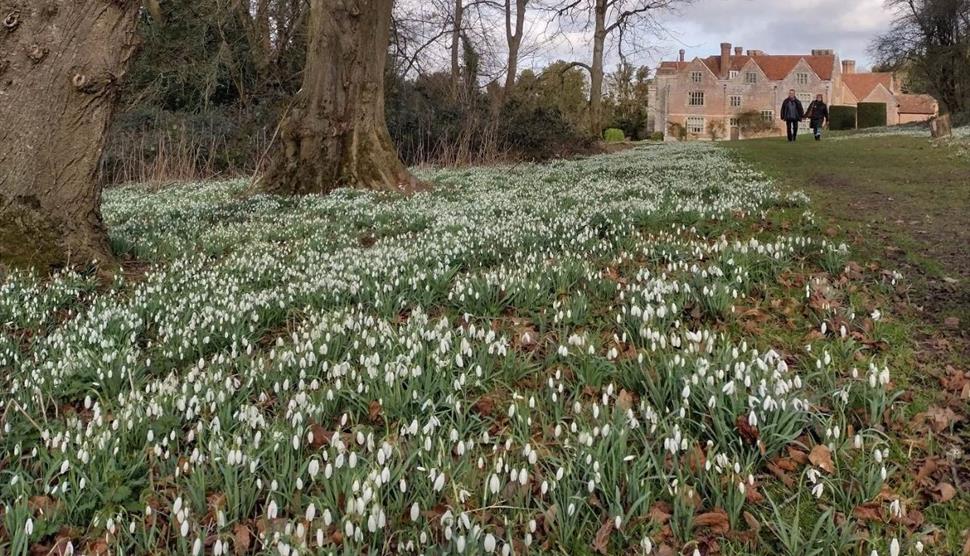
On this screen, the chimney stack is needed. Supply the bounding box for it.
[720,42,731,78]
[734,46,743,56]
[679,49,685,62]
[842,59,856,74]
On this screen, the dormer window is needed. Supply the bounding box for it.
[729,70,739,79]
[690,71,703,83]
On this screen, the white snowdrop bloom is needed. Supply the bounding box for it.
[483,533,497,553]
[915,541,924,553]
[192,537,202,556]
[308,459,320,478]
[306,503,316,522]
[811,482,824,498]
[180,519,189,538]
[434,472,446,492]
[25,518,34,536]
[890,539,900,556]
[411,502,420,521]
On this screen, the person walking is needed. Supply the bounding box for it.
[805,94,829,141]
[780,89,805,142]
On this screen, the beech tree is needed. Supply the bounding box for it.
[0,1,141,272]
[262,0,422,195]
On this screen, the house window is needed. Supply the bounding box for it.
[745,72,758,83]
[690,71,703,83]
[796,72,809,85]
[730,117,739,128]
[760,110,774,122]
[729,70,739,79]
[797,93,813,106]
[688,91,705,106]
[730,95,742,107]
[686,116,705,134]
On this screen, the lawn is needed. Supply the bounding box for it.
[0,142,962,554]
[725,131,970,553]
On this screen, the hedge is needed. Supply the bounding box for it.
[857,102,888,128]
[829,105,857,130]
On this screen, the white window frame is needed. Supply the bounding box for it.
[729,70,739,79]
[690,71,703,83]
[760,110,774,122]
[730,95,742,107]
[686,116,705,134]
[688,91,705,106]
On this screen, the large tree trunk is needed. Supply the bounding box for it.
[589,0,607,138]
[261,0,421,195]
[0,1,140,272]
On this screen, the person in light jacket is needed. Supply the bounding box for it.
[780,89,804,142]
[805,94,829,141]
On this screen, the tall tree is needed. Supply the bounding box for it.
[262,0,421,195]
[502,0,529,98]
[553,0,687,137]
[871,0,970,114]
[0,1,141,271]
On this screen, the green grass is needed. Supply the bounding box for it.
[724,133,970,554]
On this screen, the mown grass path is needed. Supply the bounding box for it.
[726,133,970,553]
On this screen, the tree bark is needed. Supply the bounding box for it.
[261,0,422,195]
[450,0,464,95]
[502,0,526,99]
[589,0,607,137]
[0,1,140,272]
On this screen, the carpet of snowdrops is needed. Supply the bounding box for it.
[1,144,914,555]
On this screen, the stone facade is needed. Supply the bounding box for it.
[647,43,939,140]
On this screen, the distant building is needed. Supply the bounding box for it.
[647,43,939,140]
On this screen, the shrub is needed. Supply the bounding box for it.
[708,119,726,141]
[648,131,664,141]
[829,106,857,130]
[857,102,888,128]
[499,101,595,161]
[668,122,687,141]
[603,128,626,142]
[736,110,776,136]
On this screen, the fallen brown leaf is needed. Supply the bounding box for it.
[935,482,957,503]
[233,524,251,555]
[693,508,730,534]
[809,444,835,474]
[617,389,634,411]
[592,517,613,554]
[852,503,883,523]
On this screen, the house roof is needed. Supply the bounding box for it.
[896,93,938,114]
[657,53,836,80]
[842,73,894,100]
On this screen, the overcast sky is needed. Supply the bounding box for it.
[516,0,896,73]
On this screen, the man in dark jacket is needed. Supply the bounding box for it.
[805,94,829,141]
[780,89,805,142]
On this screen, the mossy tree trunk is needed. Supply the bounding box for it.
[0,1,140,272]
[261,0,422,195]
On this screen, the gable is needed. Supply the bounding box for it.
[842,73,894,99]
[750,55,835,81]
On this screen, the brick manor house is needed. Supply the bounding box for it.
[647,43,939,140]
